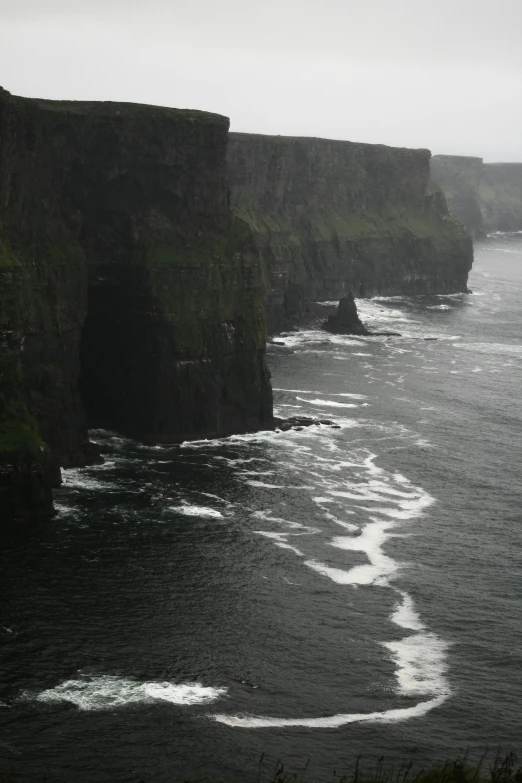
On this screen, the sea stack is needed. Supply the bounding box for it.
[323,294,369,335]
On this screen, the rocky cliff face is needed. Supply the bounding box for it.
[227,134,472,331]
[430,155,522,237]
[0,88,272,522]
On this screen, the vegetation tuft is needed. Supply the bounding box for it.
[1,752,521,783]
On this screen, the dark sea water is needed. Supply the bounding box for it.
[1,233,521,782]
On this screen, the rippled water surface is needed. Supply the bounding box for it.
[1,233,521,781]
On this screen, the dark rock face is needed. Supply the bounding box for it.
[430,155,522,236]
[323,294,369,335]
[227,133,473,332]
[0,88,272,522]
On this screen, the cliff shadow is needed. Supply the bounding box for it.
[79,264,161,438]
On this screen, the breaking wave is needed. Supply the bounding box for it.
[24,675,227,711]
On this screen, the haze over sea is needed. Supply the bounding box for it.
[1,233,521,782]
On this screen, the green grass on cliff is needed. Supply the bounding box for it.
[233,199,467,249]
[478,180,522,207]
[27,95,228,127]
[146,237,230,268]
[0,231,21,269]
[1,753,520,783]
[253,753,522,783]
[0,416,46,455]
[0,355,47,456]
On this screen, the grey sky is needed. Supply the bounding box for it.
[1,0,521,161]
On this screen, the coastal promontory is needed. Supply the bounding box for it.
[0,88,273,522]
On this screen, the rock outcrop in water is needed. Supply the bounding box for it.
[0,88,273,522]
[227,133,473,332]
[430,155,522,237]
[323,294,369,335]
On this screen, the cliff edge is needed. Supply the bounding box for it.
[430,155,522,237]
[227,133,472,332]
[0,88,272,522]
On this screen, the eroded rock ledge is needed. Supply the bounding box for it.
[0,88,273,522]
[227,133,473,332]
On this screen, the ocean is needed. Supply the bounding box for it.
[1,232,521,782]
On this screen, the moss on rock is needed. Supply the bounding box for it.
[0,88,272,522]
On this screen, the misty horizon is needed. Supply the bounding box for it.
[1,0,521,163]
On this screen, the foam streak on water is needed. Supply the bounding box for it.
[212,696,448,728]
[25,675,227,711]
[207,406,449,728]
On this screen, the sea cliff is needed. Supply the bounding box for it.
[430,155,522,237]
[0,88,272,522]
[227,133,472,331]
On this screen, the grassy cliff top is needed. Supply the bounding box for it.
[230,131,430,158]
[0,86,229,127]
[432,154,484,165]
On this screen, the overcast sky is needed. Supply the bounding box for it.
[1,0,521,161]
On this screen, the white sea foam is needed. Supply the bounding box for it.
[61,470,117,491]
[456,342,522,356]
[160,401,445,730]
[53,502,78,517]
[278,330,370,349]
[382,633,450,697]
[252,511,320,535]
[355,300,414,325]
[181,428,293,449]
[28,675,227,711]
[273,388,366,399]
[325,520,397,586]
[305,542,397,586]
[297,398,359,408]
[324,513,359,532]
[390,591,426,631]
[304,559,369,585]
[255,531,294,544]
[238,441,448,729]
[246,480,285,488]
[196,491,233,505]
[211,695,448,728]
[169,505,223,519]
[275,542,306,556]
